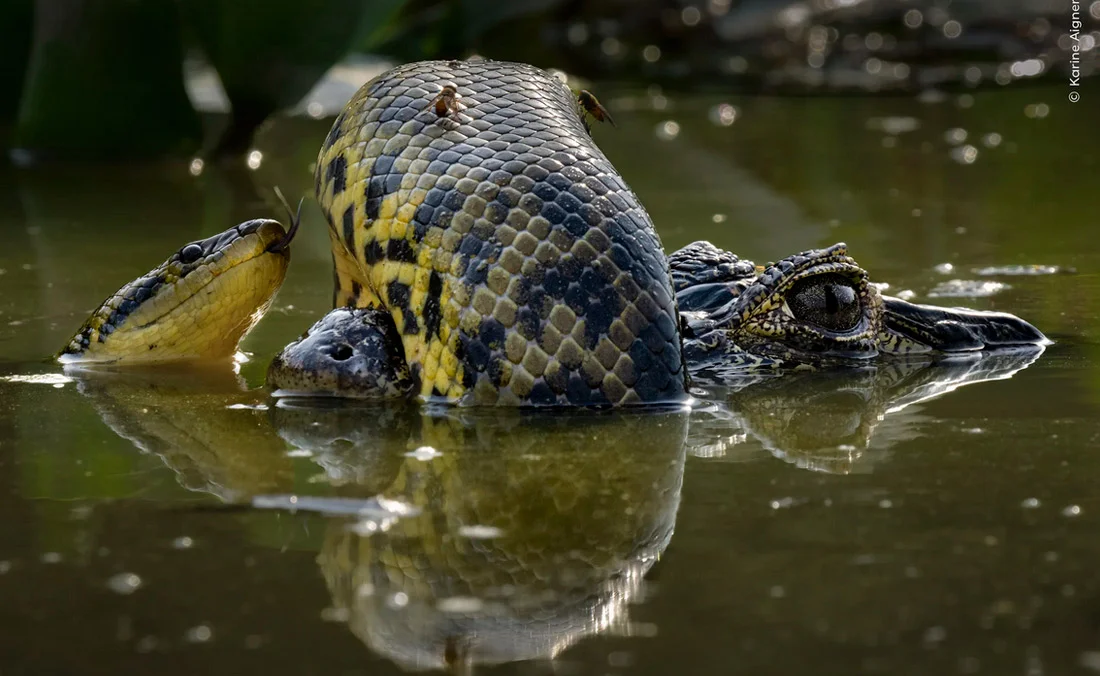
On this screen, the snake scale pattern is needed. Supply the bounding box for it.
[313,60,687,407]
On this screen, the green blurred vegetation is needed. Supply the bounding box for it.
[3,0,1093,161]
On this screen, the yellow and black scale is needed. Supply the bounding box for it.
[314,60,687,406]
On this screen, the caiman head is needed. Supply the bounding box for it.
[673,241,1049,369]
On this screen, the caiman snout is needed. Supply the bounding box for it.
[882,296,1050,353]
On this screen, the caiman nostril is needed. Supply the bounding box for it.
[331,344,354,361]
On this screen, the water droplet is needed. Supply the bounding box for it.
[171,536,194,550]
[950,145,979,165]
[711,213,727,223]
[459,524,504,539]
[404,446,442,461]
[226,403,268,410]
[943,20,963,38]
[1021,498,1041,509]
[41,552,62,564]
[642,45,661,63]
[0,561,11,574]
[1010,59,1044,78]
[879,499,893,509]
[1024,103,1050,119]
[437,596,484,613]
[928,279,1007,298]
[246,150,263,170]
[306,102,324,119]
[188,158,204,176]
[107,572,143,595]
[388,592,409,608]
[708,103,738,127]
[681,6,702,26]
[185,624,213,643]
[769,585,786,598]
[770,497,798,509]
[655,120,680,141]
[944,128,968,144]
[933,263,955,274]
[903,9,923,28]
[601,37,622,57]
[1062,504,1082,517]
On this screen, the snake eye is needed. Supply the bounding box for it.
[787,273,862,332]
[179,244,203,265]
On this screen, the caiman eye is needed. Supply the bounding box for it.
[787,273,862,332]
[179,243,203,265]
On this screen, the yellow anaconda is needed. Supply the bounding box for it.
[311,60,686,406]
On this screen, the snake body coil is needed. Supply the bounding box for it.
[313,60,687,406]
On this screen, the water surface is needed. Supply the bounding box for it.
[1,84,1098,675]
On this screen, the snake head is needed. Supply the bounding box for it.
[679,242,1048,368]
[59,219,292,364]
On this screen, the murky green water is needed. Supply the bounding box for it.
[1,84,1099,675]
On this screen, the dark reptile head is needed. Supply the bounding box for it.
[675,241,1049,368]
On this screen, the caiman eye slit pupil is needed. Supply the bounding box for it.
[179,244,203,264]
[788,274,862,331]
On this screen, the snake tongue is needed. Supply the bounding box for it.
[266,196,304,253]
[882,296,1050,352]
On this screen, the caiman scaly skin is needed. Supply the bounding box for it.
[312,60,687,406]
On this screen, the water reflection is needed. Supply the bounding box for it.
[281,406,687,671]
[67,364,291,500]
[50,344,1045,671]
[687,348,1045,473]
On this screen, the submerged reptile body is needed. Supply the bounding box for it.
[313,60,686,407]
